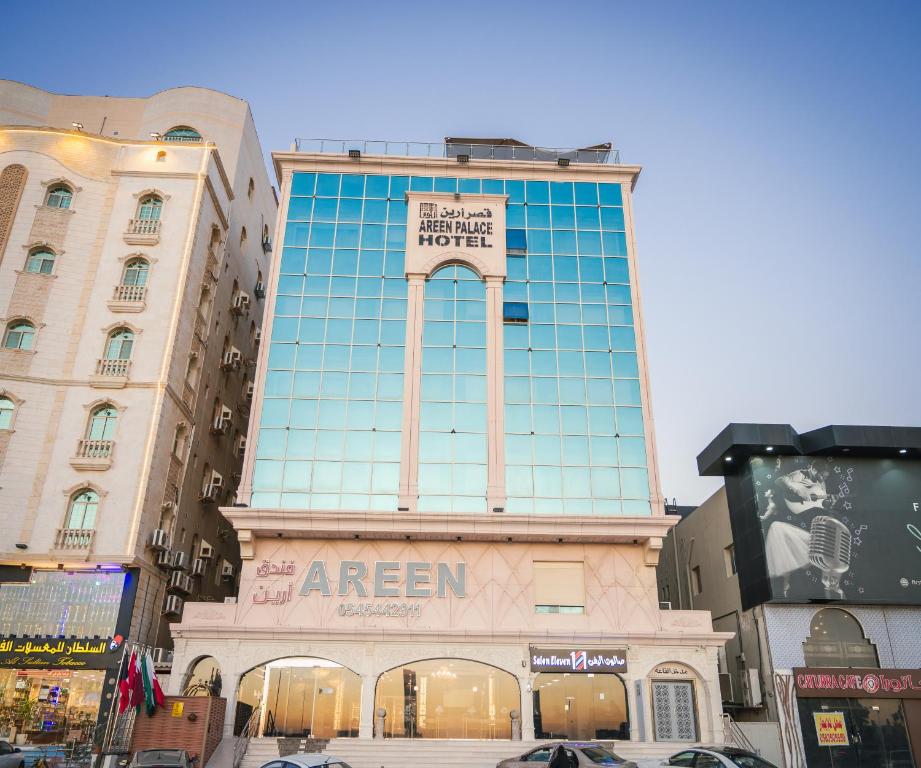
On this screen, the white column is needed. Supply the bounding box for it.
[485,275,506,512]
[222,671,241,737]
[398,273,426,512]
[518,674,534,740]
[358,673,377,739]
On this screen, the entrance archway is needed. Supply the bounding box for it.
[533,672,629,740]
[375,658,519,739]
[236,657,361,738]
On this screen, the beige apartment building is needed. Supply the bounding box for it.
[0,80,275,745]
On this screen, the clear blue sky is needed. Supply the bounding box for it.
[3,1,919,504]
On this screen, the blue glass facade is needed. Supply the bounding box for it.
[252,170,650,516]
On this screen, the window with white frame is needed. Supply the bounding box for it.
[121,258,149,286]
[3,320,35,350]
[104,328,134,360]
[0,397,15,429]
[25,248,56,274]
[45,185,73,209]
[66,489,99,530]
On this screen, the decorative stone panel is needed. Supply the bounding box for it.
[28,205,73,251]
[0,164,27,265]
[8,272,55,319]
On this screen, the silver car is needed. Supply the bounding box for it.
[258,755,353,768]
[0,742,24,768]
[497,742,638,768]
[663,747,778,767]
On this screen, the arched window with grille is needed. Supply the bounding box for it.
[163,126,202,143]
[104,328,134,360]
[0,396,15,429]
[3,320,35,350]
[803,607,879,667]
[67,489,99,530]
[25,248,56,274]
[122,258,149,287]
[45,185,73,209]
[87,404,118,441]
[137,195,163,221]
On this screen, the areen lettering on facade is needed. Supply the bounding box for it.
[298,560,466,598]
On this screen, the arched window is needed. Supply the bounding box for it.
[104,328,134,360]
[45,185,73,209]
[25,248,56,274]
[240,226,247,246]
[247,178,255,200]
[67,489,99,530]
[87,405,118,441]
[137,195,163,221]
[163,126,202,143]
[0,397,14,429]
[122,258,149,287]
[3,320,35,350]
[803,608,879,667]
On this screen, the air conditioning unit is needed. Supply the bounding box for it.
[149,529,169,551]
[231,292,250,314]
[244,381,255,400]
[211,406,233,434]
[222,348,242,370]
[191,558,206,577]
[236,435,247,458]
[163,594,184,616]
[253,328,262,345]
[199,540,214,559]
[741,668,763,707]
[156,549,174,568]
[220,561,235,580]
[168,571,193,595]
[254,280,266,299]
[151,647,174,668]
[199,471,223,502]
[171,551,188,571]
[659,601,672,610]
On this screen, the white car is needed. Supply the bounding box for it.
[0,742,23,768]
[663,747,778,767]
[258,755,353,768]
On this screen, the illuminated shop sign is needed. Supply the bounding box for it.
[794,667,921,699]
[405,193,506,262]
[530,647,627,673]
[0,635,124,669]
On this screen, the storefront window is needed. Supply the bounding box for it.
[256,658,360,738]
[0,668,103,745]
[0,571,125,638]
[375,659,518,739]
[533,672,628,740]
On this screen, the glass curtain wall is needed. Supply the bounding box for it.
[418,265,488,513]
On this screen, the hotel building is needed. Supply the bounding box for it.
[0,80,274,744]
[170,139,730,761]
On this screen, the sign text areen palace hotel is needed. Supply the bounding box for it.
[170,138,731,749]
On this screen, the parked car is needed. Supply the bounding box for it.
[663,747,779,767]
[258,756,353,768]
[497,742,637,767]
[130,750,197,768]
[0,741,24,768]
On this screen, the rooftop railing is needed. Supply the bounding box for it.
[292,139,621,165]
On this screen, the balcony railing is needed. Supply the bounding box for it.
[292,138,621,165]
[95,358,131,377]
[126,219,161,236]
[112,284,147,303]
[55,528,95,551]
[75,439,113,459]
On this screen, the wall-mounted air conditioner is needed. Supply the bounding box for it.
[149,529,169,551]
[163,594,184,616]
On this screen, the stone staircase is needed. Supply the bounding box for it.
[240,737,689,768]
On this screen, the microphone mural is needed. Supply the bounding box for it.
[749,455,921,603]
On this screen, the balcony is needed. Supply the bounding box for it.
[107,284,147,313]
[124,218,161,245]
[70,439,114,470]
[53,528,95,554]
[193,311,209,343]
[90,358,131,389]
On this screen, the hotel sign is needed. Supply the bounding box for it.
[405,192,507,276]
[795,668,921,699]
[530,647,627,674]
[0,636,124,669]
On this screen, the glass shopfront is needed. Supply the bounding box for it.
[533,672,629,740]
[0,669,104,745]
[375,659,519,739]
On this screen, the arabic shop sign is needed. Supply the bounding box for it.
[814,712,849,746]
[530,647,628,674]
[0,636,124,669]
[795,668,921,699]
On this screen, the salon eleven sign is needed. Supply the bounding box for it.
[813,712,849,747]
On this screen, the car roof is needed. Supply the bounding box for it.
[275,755,347,768]
[134,751,188,764]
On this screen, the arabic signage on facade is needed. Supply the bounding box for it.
[404,192,507,276]
[0,636,123,669]
[529,647,627,674]
[814,712,849,746]
[794,668,921,699]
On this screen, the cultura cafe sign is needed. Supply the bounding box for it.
[795,668,921,699]
[530,647,628,674]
